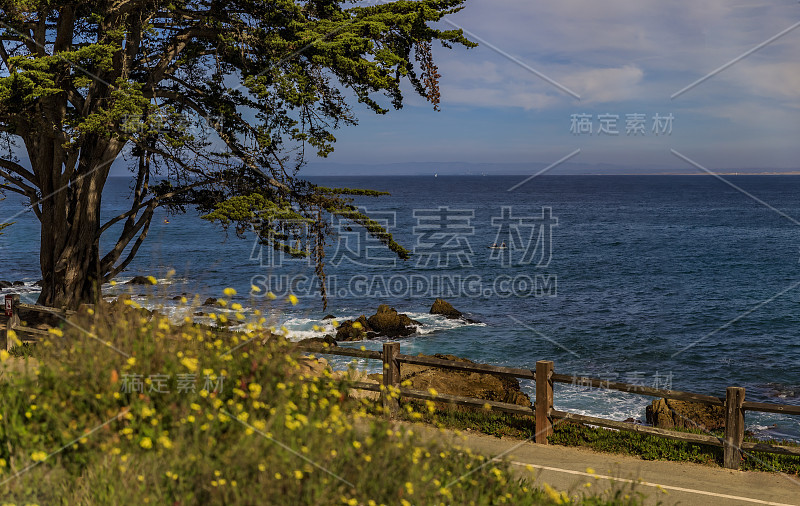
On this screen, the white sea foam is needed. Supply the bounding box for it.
[273,311,484,341]
[0,281,40,297]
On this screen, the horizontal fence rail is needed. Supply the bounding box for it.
[17,302,77,317]
[551,373,724,406]
[741,401,800,416]
[397,353,536,380]
[549,410,725,447]
[2,294,91,350]
[295,341,800,470]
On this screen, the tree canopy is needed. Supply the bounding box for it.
[0,0,474,308]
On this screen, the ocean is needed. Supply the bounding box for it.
[2,175,800,441]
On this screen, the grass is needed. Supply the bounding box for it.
[393,400,800,475]
[0,291,649,505]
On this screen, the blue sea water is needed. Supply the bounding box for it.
[2,175,800,441]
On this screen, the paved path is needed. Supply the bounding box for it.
[400,423,800,505]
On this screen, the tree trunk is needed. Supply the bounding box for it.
[35,143,112,310]
[37,227,101,309]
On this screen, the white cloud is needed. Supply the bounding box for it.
[440,0,800,105]
[560,65,645,103]
[436,56,645,109]
[726,62,800,102]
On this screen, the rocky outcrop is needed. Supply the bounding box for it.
[0,280,30,289]
[646,398,725,431]
[335,315,371,341]
[202,297,218,306]
[430,298,479,323]
[366,305,418,338]
[127,275,154,285]
[291,356,331,379]
[336,305,419,341]
[332,369,380,401]
[297,335,337,347]
[430,298,463,319]
[369,353,531,409]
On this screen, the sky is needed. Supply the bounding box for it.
[306,0,800,174]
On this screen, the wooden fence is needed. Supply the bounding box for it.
[296,342,800,470]
[2,293,83,350]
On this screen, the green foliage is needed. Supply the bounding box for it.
[0,298,643,504]
[0,0,476,307]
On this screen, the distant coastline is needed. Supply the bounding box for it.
[298,161,800,177]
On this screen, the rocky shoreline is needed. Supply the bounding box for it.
[303,298,478,344]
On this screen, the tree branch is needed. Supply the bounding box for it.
[0,158,38,186]
[148,27,218,85]
[0,168,38,198]
[105,215,154,280]
[98,176,218,235]
[0,42,11,71]
[99,199,155,273]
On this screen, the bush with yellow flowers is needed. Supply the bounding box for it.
[0,292,646,505]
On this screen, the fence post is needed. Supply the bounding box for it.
[382,342,400,416]
[535,360,554,444]
[4,294,20,351]
[724,386,746,469]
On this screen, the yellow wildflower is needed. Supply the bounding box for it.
[180,357,199,372]
[158,435,173,449]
